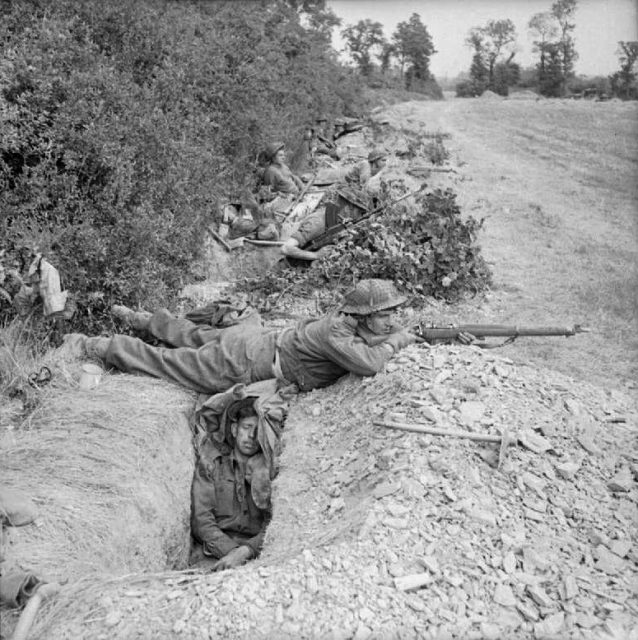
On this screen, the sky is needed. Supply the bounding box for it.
[327,0,638,79]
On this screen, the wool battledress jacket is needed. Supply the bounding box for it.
[102,309,394,394]
[191,446,268,558]
[262,163,301,195]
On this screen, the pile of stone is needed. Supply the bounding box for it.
[30,344,637,639]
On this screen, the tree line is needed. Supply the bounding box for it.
[458,0,637,99]
[340,13,441,97]
[338,1,637,100]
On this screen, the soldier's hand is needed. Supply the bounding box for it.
[384,329,417,352]
[315,246,333,260]
[457,331,477,345]
[212,546,253,572]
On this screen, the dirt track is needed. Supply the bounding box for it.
[382,95,638,394]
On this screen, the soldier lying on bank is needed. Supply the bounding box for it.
[262,141,304,195]
[65,280,418,394]
[343,148,387,189]
[191,401,271,571]
[280,148,386,263]
[279,185,369,262]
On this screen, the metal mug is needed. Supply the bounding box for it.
[79,363,103,390]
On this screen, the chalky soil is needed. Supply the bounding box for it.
[29,344,637,639]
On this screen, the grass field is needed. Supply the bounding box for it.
[390,96,638,393]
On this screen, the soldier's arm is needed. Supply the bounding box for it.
[242,512,271,558]
[281,238,330,262]
[323,319,415,376]
[191,464,241,559]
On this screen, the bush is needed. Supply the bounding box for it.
[422,140,450,165]
[455,81,480,98]
[0,0,367,334]
[567,75,612,97]
[239,187,492,304]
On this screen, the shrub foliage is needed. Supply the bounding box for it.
[0,0,366,332]
[240,188,492,303]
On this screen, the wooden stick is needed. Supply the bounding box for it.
[207,229,232,252]
[374,420,502,443]
[243,239,285,247]
[12,583,61,640]
[282,173,317,219]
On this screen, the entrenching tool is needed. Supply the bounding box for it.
[374,420,517,468]
[226,237,284,249]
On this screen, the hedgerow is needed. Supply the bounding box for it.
[238,187,492,303]
[0,0,367,333]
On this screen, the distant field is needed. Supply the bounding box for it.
[391,97,638,392]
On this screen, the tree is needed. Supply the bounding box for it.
[551,0,578,91]
[391,13,436,89]
[466,31,489,95]
[465,19,517,94]
[378,41,396,75]
[289,0,342,42]
[528,11,558,80]
[610,41,638,99]
[341,19,385,76]
[493,53,520,94]
[538,42,564,96]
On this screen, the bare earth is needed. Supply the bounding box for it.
[384,95,638,395]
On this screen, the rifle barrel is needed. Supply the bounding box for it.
[305,183,426,251]
[418,324,586,340]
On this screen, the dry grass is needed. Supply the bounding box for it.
[0,348,196,637]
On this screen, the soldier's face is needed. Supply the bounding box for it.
[365,309,395,335]
[233,416,260,457]
[274,149,286,164]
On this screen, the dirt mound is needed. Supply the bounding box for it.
[26,346,637,639]
[480,90,503,100]
[509,90,542,101]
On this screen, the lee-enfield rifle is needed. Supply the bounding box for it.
[412,322,590,347]
[304,182,428,252]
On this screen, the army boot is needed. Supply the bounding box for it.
[111,305,152,331]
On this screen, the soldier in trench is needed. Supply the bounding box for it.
[190,400,271,571]
[64,279,418,394]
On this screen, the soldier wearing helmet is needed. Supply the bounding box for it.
[280,186,368,262]
[343,148,387,189]
[311,115,340,162]
[280,148,387,263]
[67,279,417,394]
[262,141,304,195]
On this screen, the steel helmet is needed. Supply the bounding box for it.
[340,279,407,315]
[265,141,285,161]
